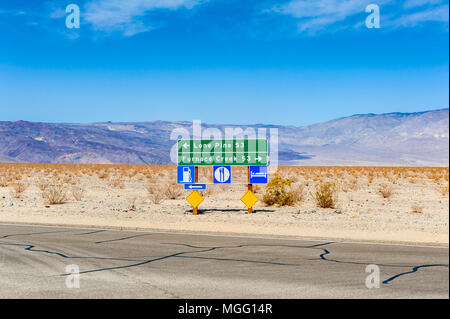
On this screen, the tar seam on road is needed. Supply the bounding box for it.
[1,230,447,285]
[1,222,447,249]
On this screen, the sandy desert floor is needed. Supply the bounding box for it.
[0,164,448,245]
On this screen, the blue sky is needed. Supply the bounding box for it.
[0,0,448,125]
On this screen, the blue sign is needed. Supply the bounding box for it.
[184,184,207,190]
[249,166,268,184]
[177,166,195,184]
[213,166,231,184]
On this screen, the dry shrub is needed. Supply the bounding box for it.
[61,174,76,185]
[253,184,262,194]
[312,182,337,209]
[42,182,68,205]
[10,181,28,198]
[98,170,109,179]
[127,169,138,178]
[71,186,85,201]
[108,178,125,189]
[199,187,213,196]
[0,176,10,187]
[165,182,183,199]
[437,185,449,197]
[127,196,137,211]
[378,183,394,199]
[386,175,397,185]
[348,178,359,191]
[262,173,295,206]
[291,184,305,203]
[36,178,49,191]
[146,184,165,204]
[136,174,146,182]
[411,204,423,214]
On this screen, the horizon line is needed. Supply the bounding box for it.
[2,107,448,127]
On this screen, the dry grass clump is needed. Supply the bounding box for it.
[108,177,125,189]
[288,174,299,183]
[253,184,262,194]
[0,176,10,187]
[71,186,85,201]
[165,182,183,200]
[41,182,68,205]
[290,184,305,203]
[146,184,166,204]
[9,181,28,198]
[57,174,77,185]
[36,178,50,191]
[437,185,449,197]
[312,182,337,208]
[378,183,394,199]
[97,170,109,180]
[199,187,213,197]
[411,204,424,214]
[347,177,359,191]
[127,196,137,211]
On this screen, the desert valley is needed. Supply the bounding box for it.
[0,163,448,245]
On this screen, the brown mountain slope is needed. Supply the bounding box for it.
[0,109,448,166]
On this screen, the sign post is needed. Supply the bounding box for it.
[177,139,268,215]
[247,166,253,214]
[193,166,199,215]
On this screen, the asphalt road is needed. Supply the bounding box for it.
[0,224,448,298]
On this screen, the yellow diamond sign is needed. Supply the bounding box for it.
[240,190,259,209]
[186,190,204,208]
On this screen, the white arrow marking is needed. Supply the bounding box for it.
[188,185,204,189]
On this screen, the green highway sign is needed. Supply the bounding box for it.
[177,139,268,166]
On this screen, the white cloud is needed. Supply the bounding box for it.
[403,0,444,9]
[272,0,370,19]
[0,9,28,16]
[391,4,449,27]
[270,0,390,33]
[270,0,449,33]
[49,8,65,19]
[83,0,205,36]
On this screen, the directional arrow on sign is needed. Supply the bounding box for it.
[184,184,206,190]
[177,139,268,166]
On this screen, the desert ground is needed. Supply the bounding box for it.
[0,163,448,245]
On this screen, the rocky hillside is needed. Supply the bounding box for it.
[0,109,448,166]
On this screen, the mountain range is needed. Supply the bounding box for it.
[0,108,448,166]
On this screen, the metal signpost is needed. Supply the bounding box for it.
[177,138,268,214]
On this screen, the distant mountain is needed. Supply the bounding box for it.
[0,109,448,166]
